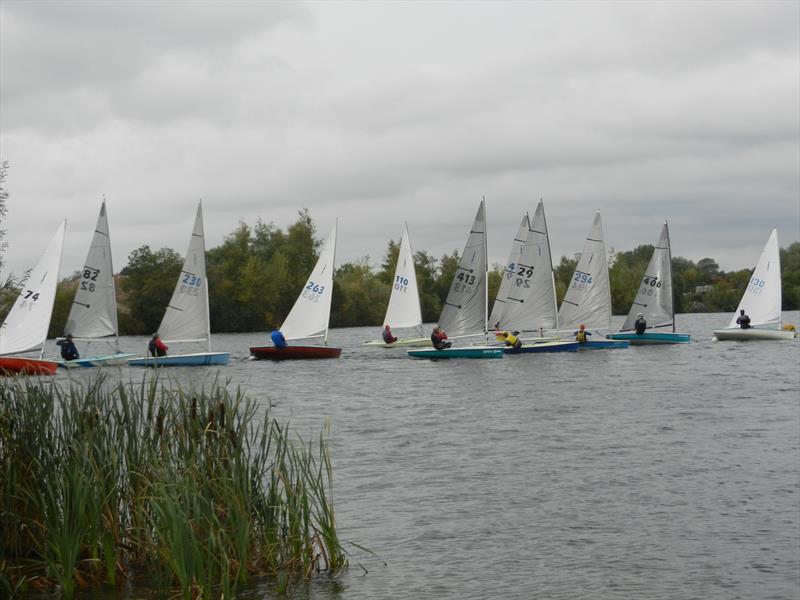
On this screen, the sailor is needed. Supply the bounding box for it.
[501,330,522,352]
[271,325,288,349]
[56,333,80,361]
[736,309,751,329]
[148,332,168,357]
[574,324,592,344]
[382,324,398,344]
[634,313,647,335]
[431,325,451,350]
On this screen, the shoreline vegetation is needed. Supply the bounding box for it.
[27,211,799,338]
[0,376,347,598]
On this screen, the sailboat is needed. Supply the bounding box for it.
[713,229,795,341]
[57,201,136,367]
[408,200,503,359]
[128,203,230,366]
[365,223,428,347]
[250,222,342,360]
[607,221,691,344]
[0,221,66,375]
[488,214,529,330]
[557,211,628,349]
[492,201,577,354]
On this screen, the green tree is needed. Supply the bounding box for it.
[331,259,388,327]
[48,275,79,338]
[781,242,800,310]
[0,162,19,321]
[119,246,183,334]
[414,250,441,323]
[553,255,578,305]
[608,245,652,314]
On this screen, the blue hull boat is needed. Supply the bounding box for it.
[606,332,691,345]
[505,340,578,354]
[127,352,230,367]
[577,339,629,350]
[58,353,137,368]
[408,346,504,359]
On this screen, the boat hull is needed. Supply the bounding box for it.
[364,337,431,348]
[249,346,342,360]
[713,328,795,341]
[127,352,231,367]
[0,356,59,376]
[58,353,137,368]
[408,346,504,359]
[607,332,691,345]
[505,341,578,354]
[578,339,630,350]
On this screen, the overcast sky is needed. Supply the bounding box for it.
[1,0,798,279]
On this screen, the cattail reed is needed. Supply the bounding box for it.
[0,375,347,598]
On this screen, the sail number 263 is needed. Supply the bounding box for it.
[302,281,326,302]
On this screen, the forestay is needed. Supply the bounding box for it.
[558,211,612,332]
[158,203,210,345]
[383,223,422,329]
[281,223,337,341]
[64,201,119,339]
[621,222,674,331]
[495,201,558,333]
[0,221,66,356]
[488,214,529,329]
[727,228,782,328]
[438,201,487,337]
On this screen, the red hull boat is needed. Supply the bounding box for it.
[249,345,342,360]
[0,357,59,376]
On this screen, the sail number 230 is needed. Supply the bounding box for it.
[302,281,326,302]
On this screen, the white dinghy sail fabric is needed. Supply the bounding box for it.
[496,201,558,333]
[158,203,210,345]
[64,201,119,339]
[558,211,612,332]
[727,228,782,328]
[488,214,529,329]
[0,221,66,355]
[621,222,674,332]
[281,223,337,341]
[383,223,422,329]
[438,201,487,337]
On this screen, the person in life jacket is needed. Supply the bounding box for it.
[736,309,752,329]
[382,324,398,344]
[574,324,592,344]
[634,314,647,335]
[148,333,168,357]
[271,325,288,348]
[501,330,522,352]
[431,326,451,350]
[56,333,80,361]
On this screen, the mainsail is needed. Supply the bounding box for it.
[64,201,119,340]
[383,223,422,329]
[158,203,210,346]
[438,200,487,337]
[620,222,674,332]
[281,223,337,341]
[558,211,612,332]
[488,214,529,329]
[727,228,782,328]
[0,221,66,356]
[495,201,558,333]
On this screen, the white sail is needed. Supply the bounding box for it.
[621,222,674,331]
[438,200,487,337]
[0,221,66,356]
[158,203,210,344]
[727,228,782,328]
[558,211,612,332]
[383,223,422,329]
[64,201,119,339]
[496,201,558,333]
[488,214,529,329]
[281,223,337,341]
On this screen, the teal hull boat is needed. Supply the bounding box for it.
[127,352,230,367]
[606,332,691,345]
[408,346,504,359]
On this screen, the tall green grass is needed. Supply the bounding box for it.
[0,375,347,598]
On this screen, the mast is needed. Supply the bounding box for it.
[104,198,122,353]
[665,220,675,332]
[483,197,488,334]
[600,211,612,332]
[542,199,559,334]
[324,219,338,346]
[406,221,424,334]
[40,219,67,358]
[199,201,212,352]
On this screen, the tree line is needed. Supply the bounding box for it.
[37,212,800,337]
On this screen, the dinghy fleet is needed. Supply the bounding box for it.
[0,199,795,374]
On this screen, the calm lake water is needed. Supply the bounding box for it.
[48,312,800,600]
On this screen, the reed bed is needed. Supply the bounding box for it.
[0,375,347,598]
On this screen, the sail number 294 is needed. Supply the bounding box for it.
[302,281,326,302]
